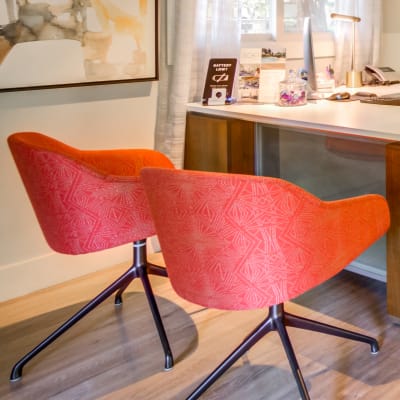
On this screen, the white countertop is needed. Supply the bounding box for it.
[188,85,400,142]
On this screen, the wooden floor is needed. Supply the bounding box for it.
[1,254,400,400]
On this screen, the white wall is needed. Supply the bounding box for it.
[0,82,158,301]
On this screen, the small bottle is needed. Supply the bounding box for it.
[278,70,307,107]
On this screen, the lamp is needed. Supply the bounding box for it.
[331,13,362,88]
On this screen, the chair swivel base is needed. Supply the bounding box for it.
[10,239,173,382]
[186,303,378,400]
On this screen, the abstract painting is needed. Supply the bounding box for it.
[0,0,158,91]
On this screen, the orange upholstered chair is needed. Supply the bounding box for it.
[141,167,390,400]
[7,132,175,381]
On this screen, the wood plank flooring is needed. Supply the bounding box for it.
[1,254,400,399]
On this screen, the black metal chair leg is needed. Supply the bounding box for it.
[10,267,135,382]
[114,280,133,306]
[284,312,379,353]
[275,317,310,400]
[139,267,174,370]
[186,315,274,400]
[147,262,168,277]
[130,240,174,370]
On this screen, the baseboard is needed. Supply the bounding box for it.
[345,260,387,282]
[0,245,133,302]
[1,241,385,302]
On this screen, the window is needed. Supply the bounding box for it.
[284,0,336,32]
[240,0,337,35]
[239,1,337,75]
[240,0,274,34]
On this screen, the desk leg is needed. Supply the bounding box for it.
[386,142,400,320]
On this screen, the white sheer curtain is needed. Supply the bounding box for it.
[155,0,241,168]
[332,0,382,85]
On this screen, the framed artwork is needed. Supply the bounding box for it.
[0,0,158,92]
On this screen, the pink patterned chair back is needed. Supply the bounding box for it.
[141,168,390,310]
[8,132,174,255]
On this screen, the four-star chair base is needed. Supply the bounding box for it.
[187,303,378,400]
[10,239,173,382]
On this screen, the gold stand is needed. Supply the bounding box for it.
[346,70,363,88]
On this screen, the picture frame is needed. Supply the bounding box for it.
[0,0,158,92]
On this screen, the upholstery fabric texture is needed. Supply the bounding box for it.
[141,167,390,310]
[8,132,174,255]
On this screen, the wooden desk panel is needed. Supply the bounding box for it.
[185,112,255,174]
[386,143,400,321]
